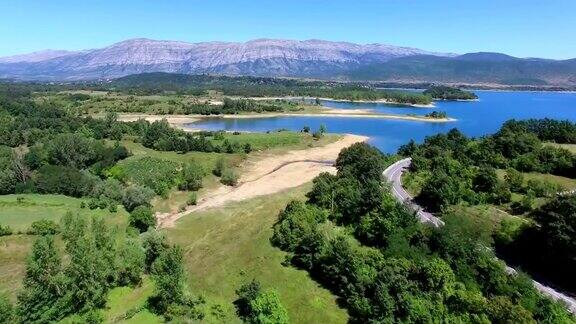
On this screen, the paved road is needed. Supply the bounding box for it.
[383,158,444,227]
[383,158,576,313]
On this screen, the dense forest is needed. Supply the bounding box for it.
[399,119,575,212]
[271,142,575,322]
[397,118,576,297]
[107,73,434,105]
[423,85,478,100]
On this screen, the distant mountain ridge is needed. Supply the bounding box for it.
[0,38,574,87]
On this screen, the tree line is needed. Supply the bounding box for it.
[399,120,575,212]
[423,85,478,100]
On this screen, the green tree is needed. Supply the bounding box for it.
[17,235,65,323]
[472,167,498,193]
[178,162,204,191]
[122,184,154,212]
[115,239,145,286]
[335,142,385,184]
[271,200,327,251]
[150,245,187,314]
[0,294,14,324]
[64,227,109,314]
[129,206,156,233]
[234,279,262,320]
[141,229,169,270]
[504,168,524,192]
[249,290,289,324]
[532,195,576,263]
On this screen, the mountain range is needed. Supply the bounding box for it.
[1,38,575,87]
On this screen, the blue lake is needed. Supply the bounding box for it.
[188,91,576,153]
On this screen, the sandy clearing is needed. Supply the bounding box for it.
[157,134,367,228]
[116,114,203,131]
[215,112,455,122]
[247,96,436,108]
[116,108,455,126]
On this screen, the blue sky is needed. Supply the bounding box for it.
[1,0,575,59]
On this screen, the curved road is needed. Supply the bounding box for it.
[383,158,576,313]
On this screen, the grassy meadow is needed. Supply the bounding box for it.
[165,184,348,323]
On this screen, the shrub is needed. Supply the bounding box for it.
[213,157,226,177]
[243,143,253,154]
[129,206,156,233]
[220,169,239,186]
[27,219,59,235]
[116,157,181,196]
[0,224,12,236]
[187,192,198,206]
[122,184,155,212]
[178,163,205,191]
[525,179,559,197]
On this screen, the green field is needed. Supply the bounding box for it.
[0,194,129,300]
[545,142,576,153]
[211,131,340,152]
[102,277,161,323]
[495,169,576,190]
[165,184,348,323]
[0,194,127,231]
[0,235,36,299]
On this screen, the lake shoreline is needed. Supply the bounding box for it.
[248,96,436,108]
[115,109,455,129]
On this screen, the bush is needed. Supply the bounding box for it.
[122,184,155,212]
[525,179,559,198]
[220,169,239,186]
[178,163,205,191]
[27,219,59,235]
[213,157,226,177]
[187,192,198,206]
[115,157,181,196]
[129,206,156,233]
[504,168,524,193]
[0,224,12,236]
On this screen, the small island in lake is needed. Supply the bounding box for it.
[423,85,478,100]
[424,110,448,119]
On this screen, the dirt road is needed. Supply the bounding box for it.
[157,134,367,227]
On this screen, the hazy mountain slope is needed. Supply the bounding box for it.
[345,54,576,86]
[0,38,574,86]
[0,38,447,80]
[0,49,79,63]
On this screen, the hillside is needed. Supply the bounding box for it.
[0,38,574,87]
